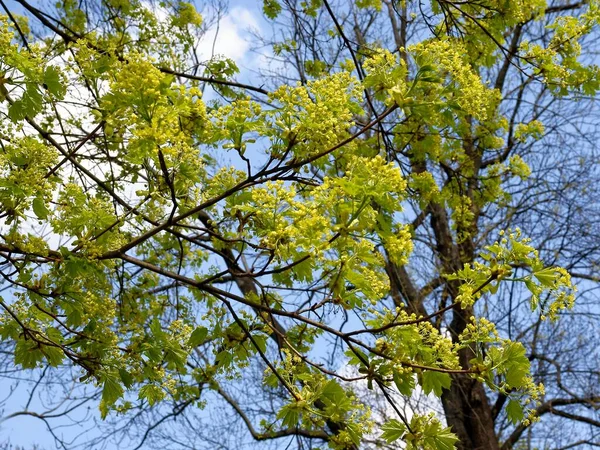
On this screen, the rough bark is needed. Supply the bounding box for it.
[442,370,500,450]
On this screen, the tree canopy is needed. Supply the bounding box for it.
[0,0,599,449]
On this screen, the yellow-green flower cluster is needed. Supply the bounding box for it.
[268,72,362,158]
[171,1,203,28]
[383,225,413,266]
[514,120,545,143]
[51,183,125,257]
[336,154,407,211]
[479,229,576,318]
[444,193,476,235]
[410,39,500,120]
[211,98,263,153]
[363,49,407,100]
[508,155,532,179]
[372,308,460,371]
[0,15,18,58]
[408,171,440,206]
[0,137,58,215]
[488,0,545,24]
[451,261,493,308]
[246,180,332,258]
[459,317,500,345]
[355,0,382,11]
[520,8,600,95]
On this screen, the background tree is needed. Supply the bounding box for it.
[254,1,600,447]
[0,1,598,450]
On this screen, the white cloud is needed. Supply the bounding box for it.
[198,7,260,68]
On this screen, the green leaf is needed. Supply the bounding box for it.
[323,382,353,412]
[488,281,500,294]
[188,326,208,347]
[65,305,82,327]
[0,76,8,102]
[14,339,44,368]
[410,415,459,450]
[45,326,63,343]
[164,342,187,371]
[119,368,134,388]
[506,399,524,425]
[8,100,26,122]
[346,347,370,367]
[264,369,279,388]
[533,267,558,287]
[381,419,406,443]
[32,196,49,219]
[277,403,301,428]
[503,342,530,388]
[292,257,313,282]
[393,369,415,396]
[44,66,66,97]
[252,334,268,354]
[421,371,451,397]
[9,84,43,121]
[320,379,352,410]
[426,426,459,450]
[102,374,124,407]
[263,0,282,19]
[530,294,539,312]
[24,83,43,114]
[139,384,165,406]
[42,346,63,367]
[10,154,28,166]
[215,350,233,368]
[345,422,362,446]
[524,279,538,294]
[141,343,162,363]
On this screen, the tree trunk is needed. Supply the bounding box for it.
[442,358,500,450]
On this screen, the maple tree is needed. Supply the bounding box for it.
[0,0,599,449]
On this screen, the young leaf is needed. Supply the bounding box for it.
[381,419,406,443]
[44,66,66,97]
[32,196,49,219]
[421,371,451,397]
[119,368,134,389]
[102,374,124,407]
[277,403,301,428]
[427,427,459,450]
[506,399,524,425]
[188,326,208,347]
[533,268,558,287]
[415,415,459,450]
[42,346,63,367]
[14,339,44,368]
[503,342,530,388]
[139,384,165,406]
[8,100,26,122]
[393,369,416,396]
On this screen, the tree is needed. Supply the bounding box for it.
[255,2,600,448]
[0,0,598,449]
